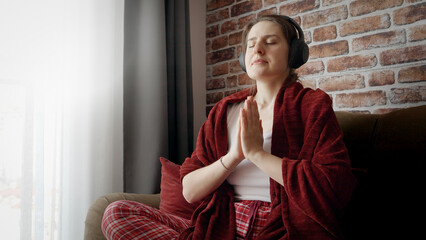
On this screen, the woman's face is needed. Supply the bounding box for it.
[245,20,290,82]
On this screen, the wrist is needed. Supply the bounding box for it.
[222,152,243,170]
[247,149,267,163]
[226,150,244,163]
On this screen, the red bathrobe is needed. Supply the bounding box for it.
[180,81,357,239]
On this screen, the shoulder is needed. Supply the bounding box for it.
[281,82,334,122]
[282,82,331,108]
[299,86,335,125]
[302,87,332,109]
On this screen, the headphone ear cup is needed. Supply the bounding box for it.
[288,39,309,69]
[239,53,246,72]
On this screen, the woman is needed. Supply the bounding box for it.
[102,15,357,240]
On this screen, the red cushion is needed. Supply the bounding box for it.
[159,157,198,220]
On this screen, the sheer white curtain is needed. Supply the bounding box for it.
[0,0,124,239]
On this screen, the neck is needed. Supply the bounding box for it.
[254,82,280,108]
[254,73,290,108]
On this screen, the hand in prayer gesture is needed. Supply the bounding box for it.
[240,96,265,161]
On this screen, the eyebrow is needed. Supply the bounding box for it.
[247,34,279,42]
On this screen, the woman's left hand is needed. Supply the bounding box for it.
[240,96,265,161]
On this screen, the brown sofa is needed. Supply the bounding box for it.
[84,105,426,240]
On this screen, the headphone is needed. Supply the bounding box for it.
[239,15,309,72]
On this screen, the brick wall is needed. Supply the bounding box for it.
[205,0,426,114]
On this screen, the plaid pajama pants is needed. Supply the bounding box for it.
[102,200,271,240]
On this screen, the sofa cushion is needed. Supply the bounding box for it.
[159,157,199,220]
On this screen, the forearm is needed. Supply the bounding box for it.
[182,153,240,203]
[248,150,284,186]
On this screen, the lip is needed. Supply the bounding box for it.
[252,59,268,65]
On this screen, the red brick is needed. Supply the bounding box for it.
[221,19,237,34]
[231,0,262,17]
[368,70,395,86]
[335,91,387,108]
[206,77,225,90]
[352,30,406,52]
[390,86,426,104]
[264,0,281,7]
[206,91,224,104]
[229,31,243,45]
[258,7,277,17]
[207,8,230,24]
[302,5,348,29]
[408,24,426,42]
[313,25,337,42]
[212,35,228,50]
[230,60,243,73]
[393,3,426,25]
[238,73,255,85]
[279,0,319,17]
[339,14,391,37]
[225,89,238,96]
[309,40,349,59]
[318,74,365,92]
[206,40,212,52]
[206,25,219,38]
[207,0,234,11]
[349,0,403,17]
[299,78,316,89]
[295,60,324,76]
[327,54,377,72]
[398,65,426,83]
[226,88,245,96]
[237,14,256,30]
[322,0,343,6]
[226,75,238,88]
[212,62,229,76]
[380,45,426,66]
[207,47,235,65]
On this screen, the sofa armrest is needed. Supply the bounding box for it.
[84,192,161,240]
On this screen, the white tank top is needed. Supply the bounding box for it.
[226,102,271,202]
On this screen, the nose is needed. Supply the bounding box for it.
[253,42,264,55]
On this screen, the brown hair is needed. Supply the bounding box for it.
[242,15,299,82]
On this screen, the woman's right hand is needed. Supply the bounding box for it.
[182,106,246,204]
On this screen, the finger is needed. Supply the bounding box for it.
[237,108,242,138]
[237,108,242,131]
[237,109,243,155]
[244,99,254,126]
[248,100,259,127]
[259,119,263,134]
[240,108,247,132]
[244,99,249,111]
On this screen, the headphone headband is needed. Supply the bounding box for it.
[281,16,304,43]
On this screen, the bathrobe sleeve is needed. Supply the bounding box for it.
[263,85,357,239]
